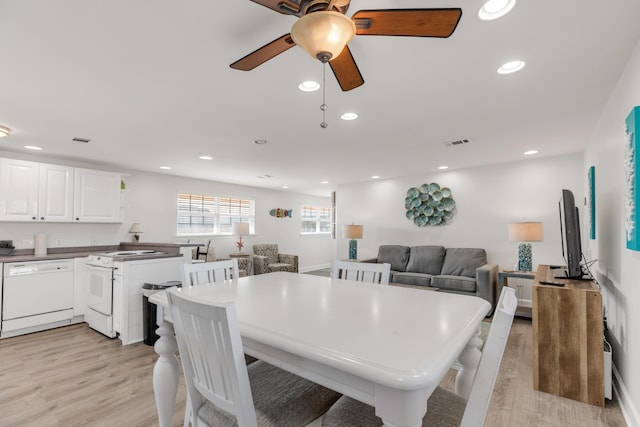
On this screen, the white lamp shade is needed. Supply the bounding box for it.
[291,11,356,61]
[508,222,543,242]
[129,223,143,233]
[231,222,250,236]
[343,224,363,239]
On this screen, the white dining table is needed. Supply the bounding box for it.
[149,271,491,427]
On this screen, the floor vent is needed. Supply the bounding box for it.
[72,137,91,143]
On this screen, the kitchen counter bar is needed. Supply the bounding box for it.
[0,242,194,263]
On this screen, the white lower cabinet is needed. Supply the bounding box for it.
[73,258,88,317]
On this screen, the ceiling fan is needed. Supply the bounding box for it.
[230,0,462,91]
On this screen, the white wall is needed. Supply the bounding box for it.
[335,153,584,271]
[0,151,333,272]
[586,39,640,426]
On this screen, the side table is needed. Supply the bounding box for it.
[498,270,535,318]
[229,253,252,275]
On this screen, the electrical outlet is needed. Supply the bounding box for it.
[55,239,62,247]
[91,238,98,246]
[22,239,34,248]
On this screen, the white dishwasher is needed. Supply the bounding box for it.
[1,259,75,337]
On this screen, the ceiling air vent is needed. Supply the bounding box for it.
[72,137,91,143]
[444,138,471,147]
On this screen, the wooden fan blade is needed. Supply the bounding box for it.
[249,0,300,15]
[230,34,296,71]
[353,9,462,37]
[329,46,364,92]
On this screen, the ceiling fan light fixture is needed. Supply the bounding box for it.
[291,11,356,63]
[0,125,11,138]
[478,0,516,21]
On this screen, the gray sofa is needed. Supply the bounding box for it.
[368,245,498,315]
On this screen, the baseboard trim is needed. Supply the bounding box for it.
[613,363,640,427]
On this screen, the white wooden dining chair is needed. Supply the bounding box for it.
[321,286,517,427]
[166,288,342,427]
[331,260,391,285]
[182,259,240,286]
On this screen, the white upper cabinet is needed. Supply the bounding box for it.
[0,158,121,223]
[0,159,74,222]
[0,158,39,221]
[73,168,121,223]
[39,163,74,222]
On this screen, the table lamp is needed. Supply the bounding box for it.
[231,222,250,253]
[343,224,363,260]
[508,221,543,271]
[129,223,143,242]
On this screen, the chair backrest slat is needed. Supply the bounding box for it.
[168,288,258,427]
[183,259,240,286]
[460,286,517,427]
[332,261,391,285]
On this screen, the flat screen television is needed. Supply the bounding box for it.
[557,189,584,279]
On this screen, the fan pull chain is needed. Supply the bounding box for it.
[320,62,328,128]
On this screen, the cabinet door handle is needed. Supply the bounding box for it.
[40,217,44,220]
[32,216,37,220]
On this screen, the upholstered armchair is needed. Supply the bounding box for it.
[192,242,250,277]
[253,244,299,275]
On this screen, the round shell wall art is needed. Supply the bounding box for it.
[405,183,456,226]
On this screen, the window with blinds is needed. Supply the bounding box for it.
[177,193,255,235]
[300,205,332,234]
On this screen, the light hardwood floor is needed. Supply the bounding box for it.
[0,318,627,427]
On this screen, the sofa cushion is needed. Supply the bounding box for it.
[377,245,410,272]
[431,275,477,293]
[405,246,446,275]
[391,272,433,287]
[440,248,487,278]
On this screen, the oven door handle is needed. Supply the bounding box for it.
[85,264,112,272]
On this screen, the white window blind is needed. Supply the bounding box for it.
[300,205,332,234]
[177,193,255,235]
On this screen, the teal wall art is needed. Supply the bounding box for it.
[405,183,455,226]
[625,106,639,251]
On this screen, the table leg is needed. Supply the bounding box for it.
[153,309,179,427]
[375,385,428,427]
[455,324,483,398]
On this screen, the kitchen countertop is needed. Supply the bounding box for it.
[0,242,195,263]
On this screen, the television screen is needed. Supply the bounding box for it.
[557,189,583,279]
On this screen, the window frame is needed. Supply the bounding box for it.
[177,192,255,236]
[300,205,332,235]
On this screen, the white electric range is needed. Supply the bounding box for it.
[85,250,185,344]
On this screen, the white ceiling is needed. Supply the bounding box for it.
[1,0,640,197]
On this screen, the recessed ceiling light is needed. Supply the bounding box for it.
[253,139,268,145]
[438,165,449,170]
[320,181,329,184]
[524,150,538,155]
[199,155,213,160]
[298,81,320,92]
[24,145,42,151]
[478,0,516,21]
[497,60,525,74]
[0,125,11,138]
[341,112,358,121]
[371,175,380,179]
[282,185,289,189]
[160,166,171,170]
